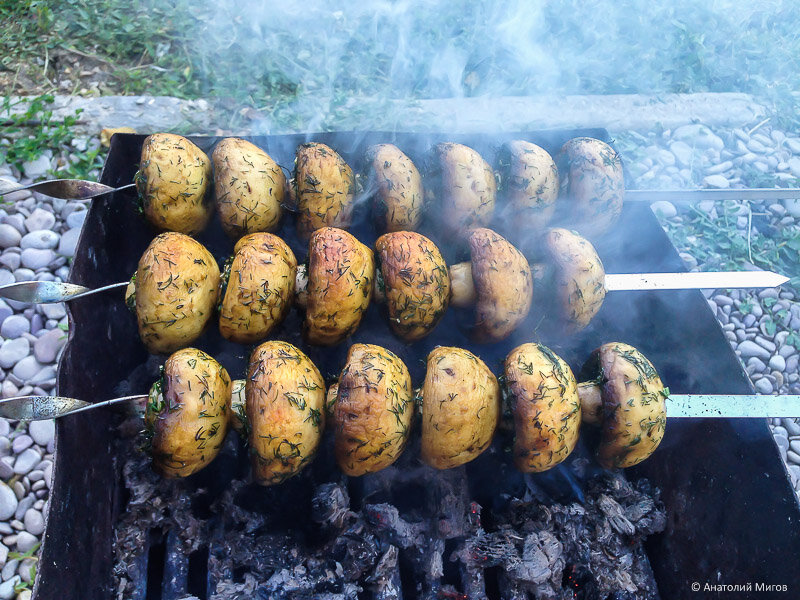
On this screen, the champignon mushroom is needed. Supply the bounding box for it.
[420,346,500,469]
[291,142,356,240]
[427,142,496,237]
[365,144,424,232]
[448,228,533,342]
[576,342,667,469]
[246,341,326,485]
[555,137,624,239]
[540,228,606,333]
[135,133,213,236]
[218,233,297,344]
[496,140,559,239]
[373,231,450,342]
[134,232,220,354]
[298,227,375,346]
[145,348,231,478]
[329,343,414,476]
[229,378,247,434]
[504,343,581,472]
[212,137,286,238]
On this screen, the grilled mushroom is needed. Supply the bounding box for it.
[555,137,624,239]
[496,140,559,238]
[135,133,213,235]
[449,228,533,342]
[504,343,581,472]
[420,346,500,469]
[299,227,375,346]
[212,137,285,238]
[365,144,424,232]
[134,232,220,354]
[218,233,297,344]
[373,231,450,342]
[329,343,414,476]
[145,348,232,478]
[246,341,326,485]
[229,378,247,434]
[291,142,356,239]
[540,228,606,333]
[577,342,668,469]
[428,142,496,237]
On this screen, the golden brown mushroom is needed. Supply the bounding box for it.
[449,228,533,342]
[134,232,220,354]
[365,144,424,232]
[540,228,606,333]
[577,342,667,469]
[299,227,375,346]
[329,343,414,476]
[504,343,581,472]
[373,231,450,342]
[291,142,356,239]
[428,143,496,237]
[145,348,231,478]
[135,133,213,236]
[218,233,297,344]
[228,378,247,434]
[246,341,326,485]
[555,137,624,239]
[212,137,286,238]
[420,346,500,469]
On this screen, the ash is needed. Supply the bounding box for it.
[112,429,665,600]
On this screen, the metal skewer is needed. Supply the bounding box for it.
[0,179,135,201]
[1,392,797,421]
[0,281,130,304]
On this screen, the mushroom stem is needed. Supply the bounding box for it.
[295,263,309,307]
[577,381,603,425]
[449,261,477,307]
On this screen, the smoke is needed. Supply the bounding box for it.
[168,0,799,131]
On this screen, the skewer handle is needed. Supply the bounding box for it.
[0,281,129,304]
[0,395,147,421]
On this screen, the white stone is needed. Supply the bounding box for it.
[28,420,54,448]
[23,208,55,233]
[65,209,87,230]
[11,356,42,382]
[650,201,677,219]
[702,174,730,189]
[40,302,66,321]
[769,355,787,372]
[12,449,40,476]
[788,157,800,178]
[0,338,29,370]
[0,576,19,600]
[0,315,30,339]
[14,531,37,554]
[784,198,800,218]
[706,160,733,175]
[672,124,724,150]
[57,227,80,258]
[20,248,54,270]
[19,230,59,250]
[785,138,800,154]
[738,340,771,361]
[0,226,20,250]
[669,141,694,167]
[22,509,43,536]
[21,155,51,179]
[0,484,17,521]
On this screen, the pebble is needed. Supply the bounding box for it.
[0,338,29,370]
[669,141,694,167]
[702,174,730,189]
[11,357,41,382]
[20,248,54,270]
[13,449,40,476]
[40,303,66,321]
[0,226,20,250]
[14,531,36,554]
[738,340,772,361]
[10,436,31,455]
[58,227,81,258]
[20,229,59,251]
[65,209,87,230]
[783,418,800,437]
[0,485,17,522]
[650,201,677,219]
[0,576,19,600]
[0,315,30,339]
[22,509,43,537]
[28,421,54,448]
[32,329,65,365]
[769,355,787,372]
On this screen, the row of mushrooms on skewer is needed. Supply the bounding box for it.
[134,131,625,244]
[146,340,667,484]
[128,225,606,354]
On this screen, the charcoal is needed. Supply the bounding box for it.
[112,429,664,600]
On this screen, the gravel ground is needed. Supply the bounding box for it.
[0,118,798,598]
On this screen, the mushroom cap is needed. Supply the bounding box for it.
[304,227,374,345]
[136,133,212,236]
[331,343,414,476]
[212,137,285,238]
[374,231,450,342]
[467,228,533,342]
[497,140,559,235]
[421,346,500,469]
[135,232,220,354]
[366,144,424,232]
[146,348,231,478]
[429,142,496,236]
[246,341,326,485]
[555,137,624,239]
[543,228,606,333]
[219,233,297,344]
[293,142,356,239]
[504,343,581,473]
[579,342,667,469]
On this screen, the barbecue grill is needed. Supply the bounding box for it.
[35,129,800,599]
